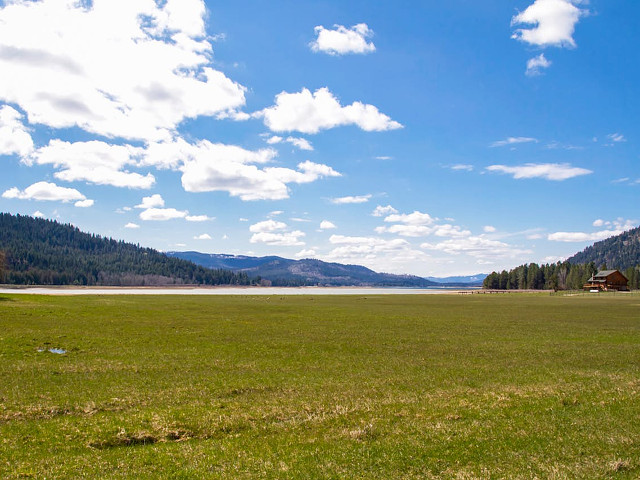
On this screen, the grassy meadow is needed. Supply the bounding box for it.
[1,292,640,479]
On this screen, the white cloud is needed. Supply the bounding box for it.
[268,210,284,217]
[486,163,592,181]
[2,181,89,204]
[194,233,212,240]
[451,164,474,171]
[483,225,497,233]
[376,224,434,237]
[295,249,317,258]
[266,136,283,145]
[607,133,626,143]
[74,199,94,208]
[186,215,213,222]
[28,140,153,189]
[511,0,586,48]
[320,220,337,230]
[372,205,398,217]
[135,194,165,209]
[0,105,33,156]
[323,234,430,273]
[330,194,372,205]
[249,220,287,233]
[285,137,314,151]
[526,53,552,76]
[32,210,45,218]
[375,156,393,161]
[548,219,636,242]
[384,211,435,226]
[250,230,305,246]
[0,0,246,142]
[125,222,140,229]
[145,139,338,201]
[139,207,188,221]
[490,137,538,147]
[432,224,471,238]
[310,23,376,56]
[255,87,402,134]
[421,236,532,259]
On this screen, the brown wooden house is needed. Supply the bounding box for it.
[583,270,629,291]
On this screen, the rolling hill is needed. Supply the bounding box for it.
[166,251,484,287]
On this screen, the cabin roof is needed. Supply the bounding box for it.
[594,270,618,278]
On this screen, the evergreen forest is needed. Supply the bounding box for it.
[0,213,256,286]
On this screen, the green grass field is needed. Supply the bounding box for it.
[1,293,639,479]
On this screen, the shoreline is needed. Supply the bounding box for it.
[0,285,481,296]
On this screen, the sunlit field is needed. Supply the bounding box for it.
[1,293,639,479]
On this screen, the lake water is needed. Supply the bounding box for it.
[0,286,478,296]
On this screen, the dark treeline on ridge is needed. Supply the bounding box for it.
[483,261,640,291]
[0,213,256,286]
[484,225,640,291]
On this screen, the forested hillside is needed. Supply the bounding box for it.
[568,226,640,270]
[0,213,255,286]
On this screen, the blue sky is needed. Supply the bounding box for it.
[0,0,638,276]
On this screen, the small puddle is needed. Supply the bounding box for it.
[37,348,67,354]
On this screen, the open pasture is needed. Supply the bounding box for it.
[1,293,639,478]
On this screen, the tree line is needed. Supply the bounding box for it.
[483,261,640,291]
[0,213,257,286]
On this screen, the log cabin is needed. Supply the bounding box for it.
[583,270,629,291]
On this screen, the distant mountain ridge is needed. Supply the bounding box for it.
[166,251,486,287]
[567,225,640,271]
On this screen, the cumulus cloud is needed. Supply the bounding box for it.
[28,140,154,189]
[511,0,586,48]
[372,205,398,217]
[421,236,532,259]
[330,195,371,205]
[135,194,165,209]
[139,207,188,221]
[265,135,313,151]
[526,53,552,76]
[74,199,94,208]
[0,105,33,156]
[249,220,287,233]
[285,137,314,151]
[486,163,592,181]
[186,215,214,222]
[33,210,45,218]
[255,87,402,134]
[125,222,140,229]
[548,218,636,242]
[319,220,337,230]
[194,233,212,240]
[384,211,435,226]
[295,249,317,258]
[249,219,305,246]
[250,231,306,246]
[490,137,538,147]
[310,23,376,55]
[483,225,497,233]
[2,181,90,204]
[143,139,339,201]
[0,0,246,142]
